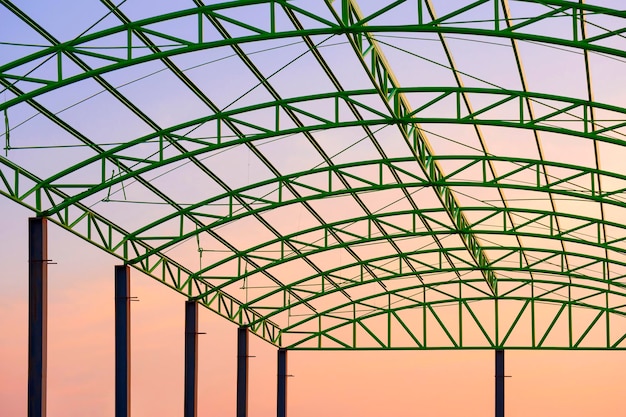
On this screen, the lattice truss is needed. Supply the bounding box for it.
[1,0,625,349]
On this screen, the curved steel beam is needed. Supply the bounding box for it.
[275,276,626,350]
[1,1,624,111]
[212,244,624,326]
[1,0,624,351]
[116,154,626,262]
[192,205,626,283]
[16,87,626,215]
[0,156,282,343]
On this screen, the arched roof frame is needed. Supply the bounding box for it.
[15,87,626,216]
[1,0,625,348]
[1,1,624,113]
[277,276,626,350]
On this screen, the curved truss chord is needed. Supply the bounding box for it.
[1,0,625,352]
[115,154,626,260]
[1,1,625,112]
[0,156,282,343]
[276,276,626,350]
[9,88,625,214]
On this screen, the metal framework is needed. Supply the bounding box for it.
[1,0,626,351]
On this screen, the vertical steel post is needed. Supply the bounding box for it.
[236,326,249,417]
[115,265,131,417]
[28,217,47,417]
[495,349,505,417]
[277,348,288,417]
[184,300,198,417]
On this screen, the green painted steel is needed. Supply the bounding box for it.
[1,0,625,349]
[1,1,624,112]
[6,88,625,211]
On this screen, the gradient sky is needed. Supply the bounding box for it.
[2,1,626,416]
[2,182,625,416]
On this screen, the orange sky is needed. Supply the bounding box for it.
[2,2,625,415]
[1,201,624,417]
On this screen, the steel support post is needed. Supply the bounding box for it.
[184,300,199,417]
[28,217,47,417]
[237,326,249,417]
[115,265,131,417]
[495,349,505,417]
[277,348,288,417]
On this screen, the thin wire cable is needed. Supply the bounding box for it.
[0,0,128,97]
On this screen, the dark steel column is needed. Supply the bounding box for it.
[184,300,198,417]
[115,265,131,417]
[236,326,249,417]
[28,217,47,417]
[495,349,505,417]
[277,348,288,417]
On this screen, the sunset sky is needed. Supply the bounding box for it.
[2,1,626,416]
[2,198,624,416]
[2,200,624,417]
